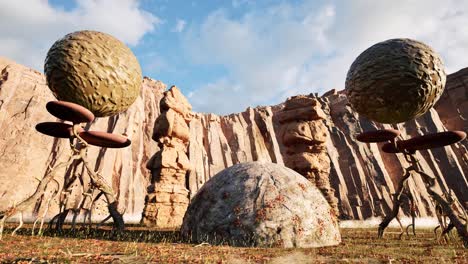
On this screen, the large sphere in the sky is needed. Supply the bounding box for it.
[345,38,446,124]
[44,30,142,117]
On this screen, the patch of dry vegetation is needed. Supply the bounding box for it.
[0,225,465,263]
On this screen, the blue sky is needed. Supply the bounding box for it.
[1,0,468,114]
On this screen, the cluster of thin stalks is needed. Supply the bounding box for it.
[0,123,124,240]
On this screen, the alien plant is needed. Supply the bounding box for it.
[357,129,467,247]
[0,101,130,239]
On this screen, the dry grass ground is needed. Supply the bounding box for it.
[0,224,466,263]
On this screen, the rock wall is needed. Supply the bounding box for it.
[187,75,467,221]
[321,91,467,219]
[434,67,468,201]
[1,56,466,223]
[0,57,165,221]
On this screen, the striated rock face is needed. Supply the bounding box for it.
[434,67,468,199]
[0,57,466,224]
[0,57,164,221]
[320,90,466,219]
[181,162,341,248]
[142,86,193,228]
[187,76,467,221]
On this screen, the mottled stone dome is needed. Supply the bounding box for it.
[346,38,446,124]
[181,162,341,248]
[44,30,142,117]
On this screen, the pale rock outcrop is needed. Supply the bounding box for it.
[187,81,467,221]
[0,57,165,221]
[142,86,192,228]
[320,90,467,219]
[181,162,341,248]
[434,67,468,206]
[276,95,338,217]
[0,56,466,224]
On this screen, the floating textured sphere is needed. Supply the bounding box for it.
[345,38,446,124]
[44,30,142,117]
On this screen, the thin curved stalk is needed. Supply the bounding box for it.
[0,154,78,240]
[80,149,124,232]
[378,169,412,238]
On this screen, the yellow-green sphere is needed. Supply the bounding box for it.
[44,30,142,117]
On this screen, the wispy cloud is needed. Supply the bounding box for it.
[172,19,187,33]
[0,0,160,71]
[183,0,468,114]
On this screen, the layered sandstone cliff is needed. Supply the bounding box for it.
[187,93,467,220]
[0,57,165,221]
[1,56,466,223]
[322,91,467,219]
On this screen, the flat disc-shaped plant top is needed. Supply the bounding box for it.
[79,131,131,148]
[36,122,84,138]
[381,142,400,154]
[398,131,466,151]
[46,101,95,124]
[356,129,400,143]
[382,131,466,153]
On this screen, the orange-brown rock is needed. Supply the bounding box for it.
[141,86,192,228]
[280,121,327,145]
[186,78,467,221]
[0,57,164,222]
[278,96,338,217]
[276,103,326,123]
[1,57,466,225]
[153,109,190,142]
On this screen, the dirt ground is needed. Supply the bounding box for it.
[0,224,466,263]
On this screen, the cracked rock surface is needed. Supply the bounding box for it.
[181,162,341,248]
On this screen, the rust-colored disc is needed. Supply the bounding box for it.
[79,131,131,148]
[398,131,466,151]
[35,122,83,138]
[356,129,400,143]
[381,131,466,153]
[46,101,95,124]
[381,142,401,153]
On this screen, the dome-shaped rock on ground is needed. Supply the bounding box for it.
[181,162,341,248]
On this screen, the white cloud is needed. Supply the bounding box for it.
[184,0,468,114]
[0,0,159,71]
[172,19,187,33]
[184,3,335,114]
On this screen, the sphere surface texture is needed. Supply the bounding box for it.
[181,162,341,248]
[346,38,446,124]
[44,30,142,117]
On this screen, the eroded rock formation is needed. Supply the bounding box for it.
[434,67,468,202]
[142,86,192,228]
[0,57,164,221]
[277,95,338,217]
[0,56,466,224]
[319,91,465,219]
[187,83,467,221]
